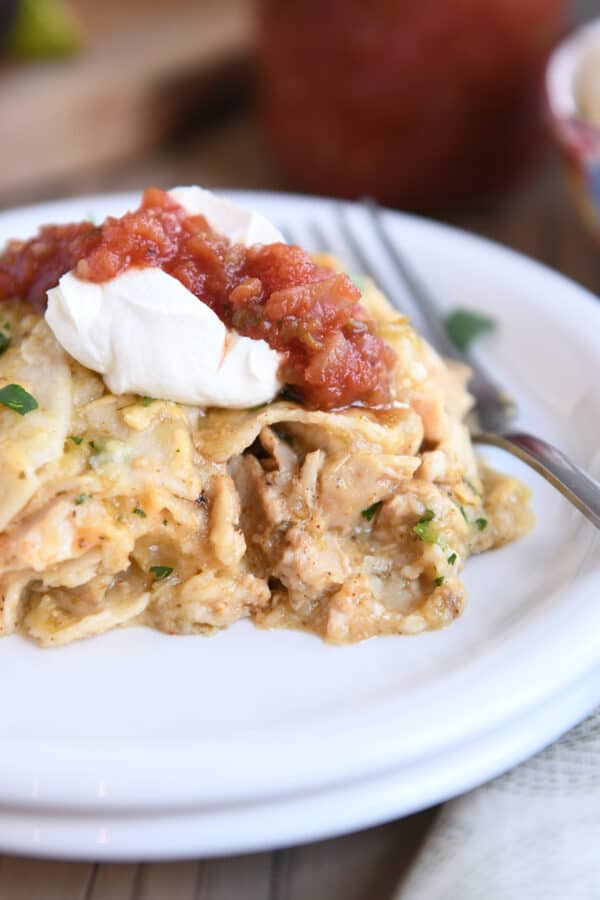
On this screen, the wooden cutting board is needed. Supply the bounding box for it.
[0,0,253,198]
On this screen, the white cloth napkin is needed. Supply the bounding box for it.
[394,708,600,899]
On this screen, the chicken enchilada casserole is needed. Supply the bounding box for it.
[0,188,533,646]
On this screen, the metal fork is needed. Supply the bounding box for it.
[279,200,600,530]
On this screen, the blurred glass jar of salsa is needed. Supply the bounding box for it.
[257,0,568,208]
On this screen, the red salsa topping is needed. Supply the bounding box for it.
[0,188,395,409]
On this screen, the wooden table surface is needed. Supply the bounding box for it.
[0,1,599,890]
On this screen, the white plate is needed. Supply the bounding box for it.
[0,191,599,861]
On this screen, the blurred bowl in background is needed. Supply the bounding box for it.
[547,18,600,238]
[257,0,568,211]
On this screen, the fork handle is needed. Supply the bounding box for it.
[473,431,600,530]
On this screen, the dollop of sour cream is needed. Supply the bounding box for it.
[45,187,285,408]
[169,185,284,246]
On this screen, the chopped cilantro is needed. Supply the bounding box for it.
[462,476,482,497]
[447,552,457,565]
[0,333,10,356]
[361,501,382,521]
[132,507,146,517]
[150,565,173,581]
[413,509,437,543]
[413,521,437,543]
[475,518,488,532]
[451,498,468,521]
[250,402,268,411]
[74,493,91,505]
[3,321,10,330]
[445,308,495,352]
[433,576,445,587]
[140,396,155,407]
[162,519,168,526]
[89,440,97,449]
[0,384,38,415]
[70,435,83,445]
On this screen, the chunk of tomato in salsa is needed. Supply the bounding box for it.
[0,222,101,313]
[0,188,395,410]
[234,245,395,408]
